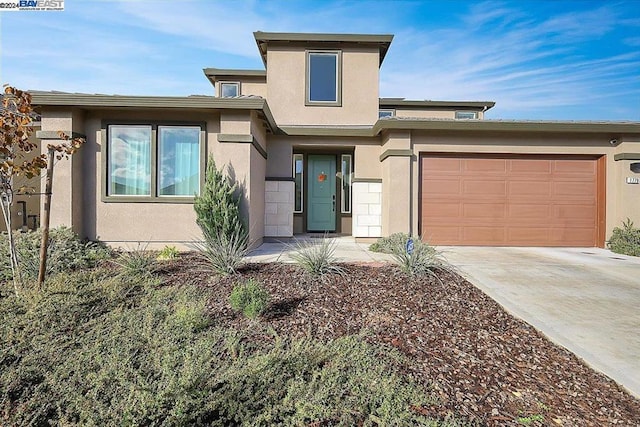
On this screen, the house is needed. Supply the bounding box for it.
[29,31,640,248]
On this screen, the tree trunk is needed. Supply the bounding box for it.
[1,191,21,295]
[37,147,55,289]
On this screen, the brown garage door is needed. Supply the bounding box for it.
[420,154,604,247]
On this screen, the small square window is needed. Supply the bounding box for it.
[220,82,240,98]
[379,109,395,119]
[455,111,478,119]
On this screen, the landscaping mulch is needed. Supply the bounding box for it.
[162,255,640,426]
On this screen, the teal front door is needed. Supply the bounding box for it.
[307,155,336,231]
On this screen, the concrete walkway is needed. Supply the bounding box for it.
[440,246,640,398]
[246,236,393,263]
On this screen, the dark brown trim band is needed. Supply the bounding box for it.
[265,177,295,181]
[614,153,640,161]
[379,149,413,162]
[217,134,268,159]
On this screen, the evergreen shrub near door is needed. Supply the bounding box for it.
[193,157,248,275]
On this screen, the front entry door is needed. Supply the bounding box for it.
[307,155,336,231]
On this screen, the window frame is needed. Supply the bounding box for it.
[219,81,240,98]
[101,121,206,203]
[305,50,342,106]
[378,109,395,119]
[455,111,478,119]
[340,154,352,214]
[293,153,304,213]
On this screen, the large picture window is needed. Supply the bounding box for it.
[107,124,203,200]
[306,51,341,105]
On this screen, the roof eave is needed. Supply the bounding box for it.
[373,119,640,135]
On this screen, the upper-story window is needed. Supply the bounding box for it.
[220,82,240,98]
[378,109,395,118]
[455,111,478,119]
[306,51,341,106]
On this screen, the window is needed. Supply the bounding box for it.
[220,82,240,98]
[378,109,395,119]
[341,154,352,213]
[107,124,203,200]
[306,51,341,105]
[455,111,478,119]
[293,154,304,213]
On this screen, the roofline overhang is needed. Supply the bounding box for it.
[203,68,266,83]
[379,99,496,110]
[373,118,640,135]
[253,31,394,67]
[31,91,278,133]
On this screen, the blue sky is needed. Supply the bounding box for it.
[1,0,638,120]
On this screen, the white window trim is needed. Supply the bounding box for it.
[378,109,395,118]
[455,111,478,119]
[293,153,304,213]
[305,50,342,106]
[219,81,240,98]
[341,154,352,214]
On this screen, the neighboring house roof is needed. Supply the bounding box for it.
[203,68,266,85]
[30,91,277,133]
[253,31,394,66]
[379,98,495,111]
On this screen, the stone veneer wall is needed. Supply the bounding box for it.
[264,180,294,237]
[352,181,382,237]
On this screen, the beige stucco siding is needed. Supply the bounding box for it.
[410,131,633,244]
[266,45,379,125]
[613,139,640,230]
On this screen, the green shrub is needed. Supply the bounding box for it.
[0,270,463,426]
[0,226,111,282]
[157,245,179,261]
[383,234,449,277]
[289,236,345,277]
[113,245,157,278]
[229,278,269,319]
[193,156,249,274]
[369,232,411,253]
[608,218,640,256]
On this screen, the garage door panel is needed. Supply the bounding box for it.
[421,154,600,247]
[463,227,506,243]
[464,158,507,173]
[508,181,552,197]
[508,204,551,219]
[553,181,596,198]
[554,160,597,174]
[462,203,506,219]
[422,202,461,219]
[507,228,551,244]
[463,180,506,197]
[422,179,461,195]
[509,159,552,174]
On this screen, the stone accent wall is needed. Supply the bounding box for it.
[352,181,382,237]
[264,180,294,237]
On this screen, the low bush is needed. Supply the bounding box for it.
[229,278,269,319]
[113,245,158,278]
[157,245,180,261]
[0,269,460,426]
[194,227,248,275]
[0,226,111,282]
[608,218,640,256]
[289,236,344,277]
[381,233,449,277]
[369,232,411,254]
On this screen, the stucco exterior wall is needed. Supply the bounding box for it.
[266,45,379,125]
[215,77,267,98]
[613,139,640,231]
[410,131,629,244]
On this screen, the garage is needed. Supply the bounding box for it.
[420,154,605,247]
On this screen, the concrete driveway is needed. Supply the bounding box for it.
[439,247,640,398]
